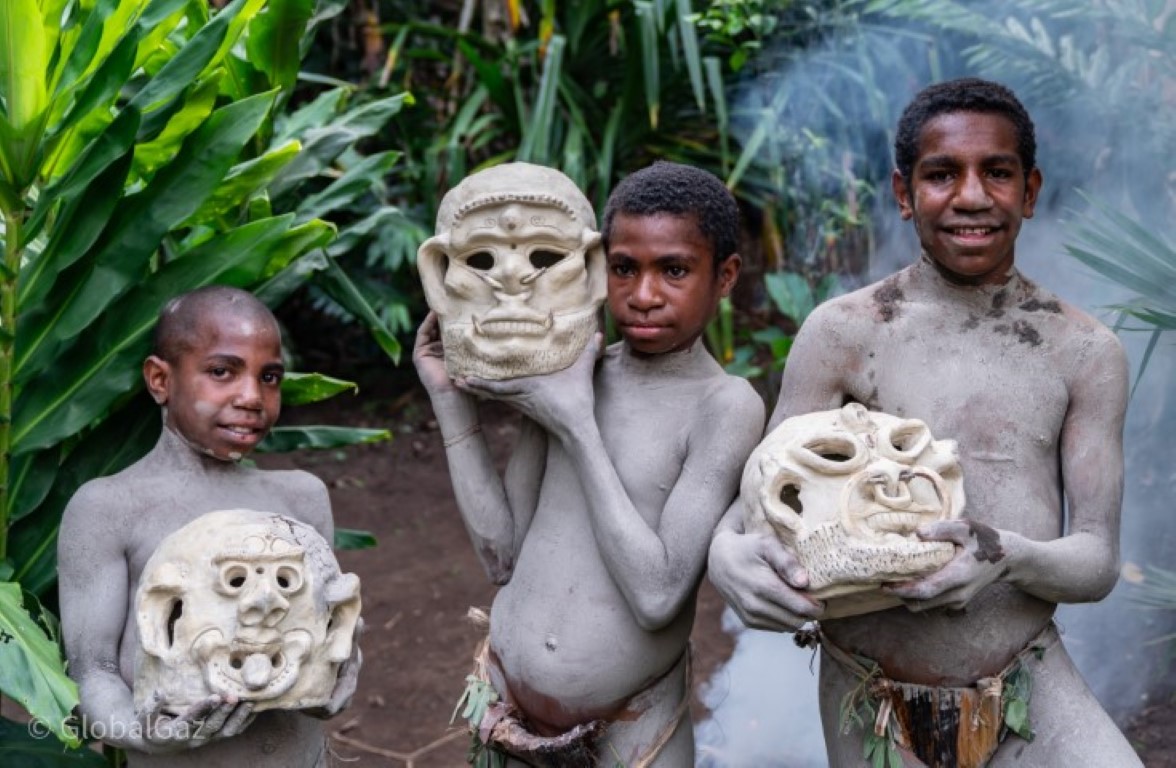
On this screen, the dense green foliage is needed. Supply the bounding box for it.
[0,0,398,752]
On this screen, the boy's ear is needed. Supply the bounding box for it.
[717,253,741,298]
[143,355,171,405]
[1022,167,1043,219]
[892,169,914,220]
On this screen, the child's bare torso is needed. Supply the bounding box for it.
[489,345,726,729]
[811,259,1119,683]
[85,433,333,767]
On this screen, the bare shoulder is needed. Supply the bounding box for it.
[61,459,157,533]
[250,466,334,536]
[1033,286,1129,378]
[797,280,887,343]
[698,370,766,431]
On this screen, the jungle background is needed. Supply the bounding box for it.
[0,0,1173,765]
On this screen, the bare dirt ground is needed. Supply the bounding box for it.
[258,375,1176,767]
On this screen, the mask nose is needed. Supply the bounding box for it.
[866,460,913,508]
[238,571,290,628]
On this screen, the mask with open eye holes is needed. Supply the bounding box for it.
[134,510,361,714]
[418,162,607,380]
[743,403,965,618]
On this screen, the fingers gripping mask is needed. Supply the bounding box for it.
[134,510,361,714]
[743,404,965,614]
[418,162,606,380]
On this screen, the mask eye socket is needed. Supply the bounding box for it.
[465,251,494,271]
[882,420,931,460]
[274,565,303,594]
[529,250,566,269]
[779,482,803,515]
[792,435,866,474]
[218,564,249,593]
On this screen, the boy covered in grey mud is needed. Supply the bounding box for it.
[58,286,358,767]
[414,161,764,766]
[708,78,1141,767]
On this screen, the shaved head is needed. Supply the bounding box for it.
[152,286,279,364]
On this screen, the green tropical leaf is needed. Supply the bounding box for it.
[314,256,402,363]
[634,1,661,129]
[19,149,135,312]
[15,91,277,379]
[674,0,706,112]
[518,35,565,164]
[246,0,315,94]
[281,372,358,406]
[186,139,301,225]
[295,150,401,222]
[8,451,59,524]
[272,86,348,143]
[334,528,377,550]
[765,272,817,325]
[0,0,49,188]
[257,425,390,453]
[260,219,335,278]
[0,583,80,748]
[133,72,224,175]
[253,250,329,307]
[268,92,412,198]
[37,31,138,192]
[0,0,48,130]
[127,0,246,114]
[46,2,110,121]
[0,174,20,216]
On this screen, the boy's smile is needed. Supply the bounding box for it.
[146,315,284,461]
[606,213,739,356]
[893,111,1041,285]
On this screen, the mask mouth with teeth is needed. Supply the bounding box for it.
[743,403,965,617]
[134,510,361,714]
[418,162,606,380]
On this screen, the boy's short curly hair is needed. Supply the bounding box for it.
[602,161,739,268]
[894,77,1037,183]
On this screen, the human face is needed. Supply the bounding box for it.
[606,213,739,356]
[145,314,284,461]
[892,111,1042,285]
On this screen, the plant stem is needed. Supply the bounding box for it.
[0,209,19,563]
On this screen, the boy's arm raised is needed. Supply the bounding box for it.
[413,312,544,584]
[464,335,765,631]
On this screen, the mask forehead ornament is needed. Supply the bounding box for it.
[418,162,606,380]
[134,510,361,713]
[743,404,965,617]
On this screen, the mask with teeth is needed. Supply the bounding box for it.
[134,510,361,714]
[418,162,606,380]
[743,403,965,617]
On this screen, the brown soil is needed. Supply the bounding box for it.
[252,376,1175,767]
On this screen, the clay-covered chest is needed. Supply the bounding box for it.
[594,379,692,514]
[848,305,1070,458]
